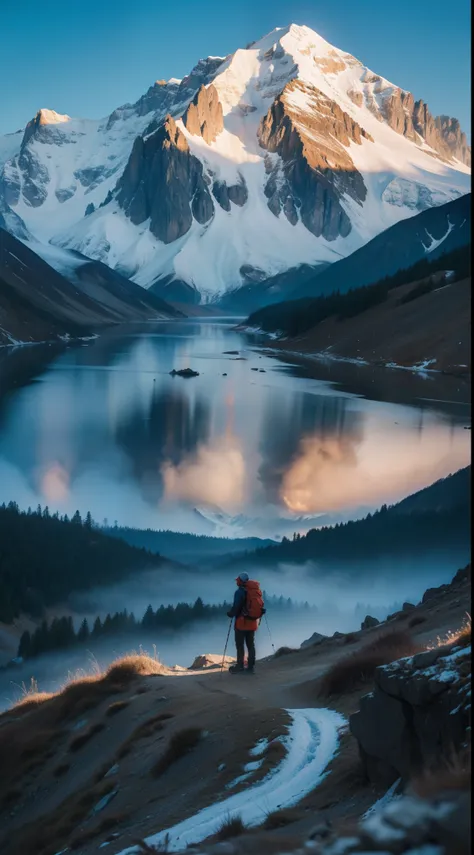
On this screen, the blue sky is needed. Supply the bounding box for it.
[1,0,471,136]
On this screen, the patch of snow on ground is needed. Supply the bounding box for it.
[249,737,269,756]
[363,778,402,818]
[117,707,346,853]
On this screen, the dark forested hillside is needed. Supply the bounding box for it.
[289,192,471,301]
[0,504,166,622]
[247,243,471,337]
[232,469,470,570]
[17,594,314,661]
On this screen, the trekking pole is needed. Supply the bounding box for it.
[264,614,276,655]
[220,618,232,675]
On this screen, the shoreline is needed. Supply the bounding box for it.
[239,325,471,382]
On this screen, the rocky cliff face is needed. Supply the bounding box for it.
[379,89,471,166]
[116,115,214,244]
[258,80,373,240]
[350,565,471,787]
[183,84,224,144]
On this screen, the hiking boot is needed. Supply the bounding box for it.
[229,664,244,674]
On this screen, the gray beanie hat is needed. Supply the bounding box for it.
[237,572,249,583]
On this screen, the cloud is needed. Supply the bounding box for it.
[40,462,70,503]
[280,422,470,513]
[161,436,246,511]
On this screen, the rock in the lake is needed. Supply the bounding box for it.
[170,368,200,378]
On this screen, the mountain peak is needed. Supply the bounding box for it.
[36,108,71,126]
[21,108,72,149]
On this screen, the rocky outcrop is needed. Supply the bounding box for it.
[309,792,470,855]
[380,90,471,166]
[212,175,248,210]
[300,631,327,649]
[258,80,373,240]
[183,84,224,144]
[361,615,380,630]
[350,640,471,786]
[116,115,214,243]
[148,790,470,855]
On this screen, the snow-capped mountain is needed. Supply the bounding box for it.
[0,24,470,304]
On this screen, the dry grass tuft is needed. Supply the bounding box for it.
[319,629,418,697]
[263,808,300,829]
[117,712,173,759]
[8,778,117,855]
[53,762,71,777]
[68,721,105,753]
[215,815,246,840]
[274,646,298,657]
[152,727,202,777]
[106,700,130,717]
[137,837,169,852]
[69,813,130,850]
[4,653,166,725]
[411,747,471,798]
[409,614,427,628]
[9,691,55,716]
[429,614,472,650]
[105,654,167,684]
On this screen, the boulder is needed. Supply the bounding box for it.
[300,631,327,649]
[402,602,416,612]
[189,654,234,670]
[361,615,380,630]
[350,641,471,785]
[301,791,470,855]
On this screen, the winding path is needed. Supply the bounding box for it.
[117,707,346,854]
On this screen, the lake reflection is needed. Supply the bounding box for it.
[0,320,470,538]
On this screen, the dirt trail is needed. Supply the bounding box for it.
[0,573,469,855]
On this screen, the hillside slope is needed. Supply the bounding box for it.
[0,566,469,855]
[232,192,470,310]
[0,24,469,305]
[0,229,181,346]
[245,241,471,373]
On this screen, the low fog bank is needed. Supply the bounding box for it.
[69,554,462,624]
[0,554,460,711]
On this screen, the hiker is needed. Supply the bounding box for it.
[226,572,265,674]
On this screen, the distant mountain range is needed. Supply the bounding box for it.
[0,229,181,346]
[0,24,470,308]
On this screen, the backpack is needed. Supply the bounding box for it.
[243,580,264,620]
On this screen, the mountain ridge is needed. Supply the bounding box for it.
[0,23,470,305]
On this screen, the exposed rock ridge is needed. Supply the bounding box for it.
[116,115,214,243]
[212,175,248,210]
[258,79,373,240]
[378,88,470,166]
[349,564,471,788]
[183,84,224,144]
